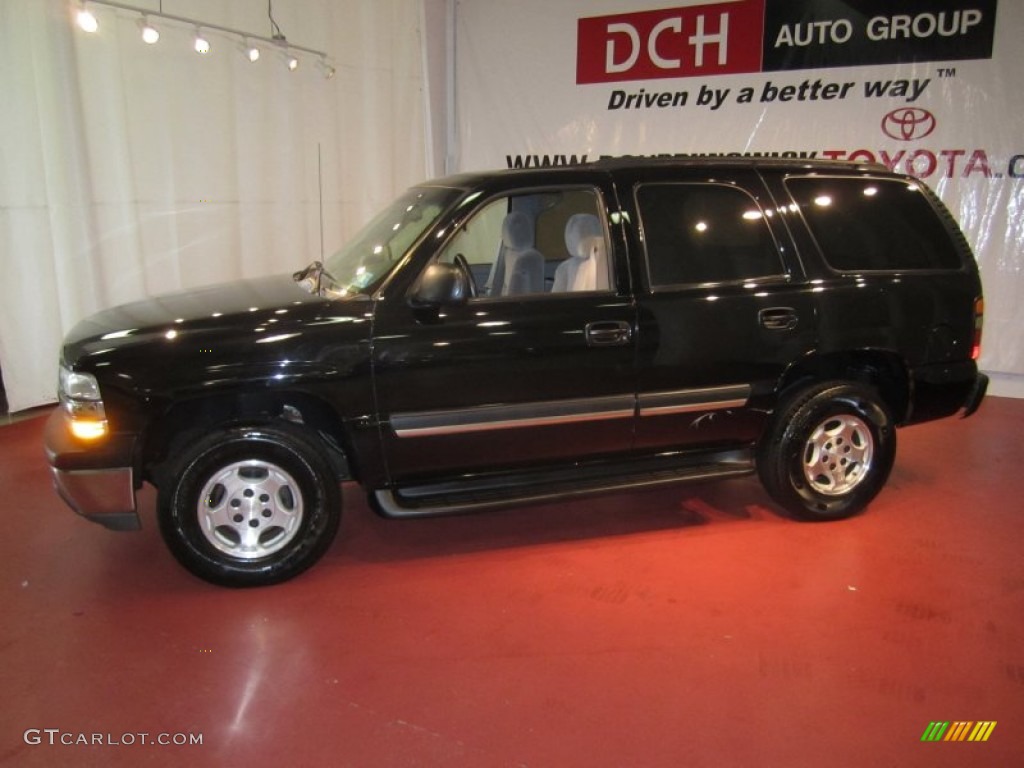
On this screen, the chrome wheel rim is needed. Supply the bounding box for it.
[802,415,874,496]
[198,460,304,559]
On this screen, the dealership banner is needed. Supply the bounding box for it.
[454,0,1024,381]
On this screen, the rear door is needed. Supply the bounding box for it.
[618,166,818,451]
[371,175,638,486]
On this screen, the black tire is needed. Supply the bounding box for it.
[157,423,341,587]
[757,381,896,521]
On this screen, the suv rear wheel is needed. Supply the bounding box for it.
[757,381,896,521]
[157,423,341,587]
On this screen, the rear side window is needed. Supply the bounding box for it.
[785,176,962,271]
[636,183,783,287]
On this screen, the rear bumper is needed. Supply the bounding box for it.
[907,362,988,424]
[44,408,140,531]
[962,372,989,418]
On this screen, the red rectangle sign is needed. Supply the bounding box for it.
[577,0,766,84]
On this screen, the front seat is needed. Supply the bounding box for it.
[500,211,545,295]
[553,213,608,292]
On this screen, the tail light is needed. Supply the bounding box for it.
[971,297,984,361]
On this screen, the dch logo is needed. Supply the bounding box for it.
[882,107,937,141]
[576,0,765,84]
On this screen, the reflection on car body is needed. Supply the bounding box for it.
[45,158,988,586]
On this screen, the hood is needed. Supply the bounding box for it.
[62,274,375,399]
[65,274,327,347]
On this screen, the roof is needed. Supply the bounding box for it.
[421,156,892,190]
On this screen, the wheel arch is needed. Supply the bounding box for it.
[143,390,356,488]
[775,349,911,425]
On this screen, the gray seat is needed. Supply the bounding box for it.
[553,214,608,292]
[500,211,545,295]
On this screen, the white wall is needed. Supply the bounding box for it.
[0,0,435,411]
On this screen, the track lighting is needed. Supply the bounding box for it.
[76,3,98,33]
[242,39,260,62]
[194,27,210,54]
[317,57,336,80]
[139,16,159,44]
[70,0,330,75]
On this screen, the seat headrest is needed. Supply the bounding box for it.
[564,214,602,258]
[578,235,603,262]
[502,211,533,250]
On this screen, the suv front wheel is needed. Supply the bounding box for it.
[757,382,896,521]
[157,423,342,587]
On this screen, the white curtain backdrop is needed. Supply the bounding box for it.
[0,0,433,412]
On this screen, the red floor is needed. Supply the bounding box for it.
[2,399,1022,767]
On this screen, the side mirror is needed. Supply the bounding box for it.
[408,263,470,309]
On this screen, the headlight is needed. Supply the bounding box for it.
[59,366,102,401]
[58,365,108,440]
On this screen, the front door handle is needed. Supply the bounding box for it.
[759,307,799,331]
[585,321,632,347]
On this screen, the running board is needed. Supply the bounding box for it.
[372,449,755,518]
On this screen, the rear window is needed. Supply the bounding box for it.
[785,176,962,272]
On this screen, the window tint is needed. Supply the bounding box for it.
[785,176,962,271]
[439,188,612,297]
[536,189,599,258]
[636,184,783,287]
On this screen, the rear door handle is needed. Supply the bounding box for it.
[759,307,799,331]
[585,321,632,347]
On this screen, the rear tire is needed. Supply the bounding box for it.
[157,423,341,587]
[757,381,895,521]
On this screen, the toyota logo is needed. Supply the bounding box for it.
[881,108,937,141]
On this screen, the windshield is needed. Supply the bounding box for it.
[316,186,460,297]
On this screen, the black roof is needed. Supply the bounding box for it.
[422,156,891,190]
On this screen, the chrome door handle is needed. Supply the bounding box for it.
[759,307,799,331]
[585,321,632,347]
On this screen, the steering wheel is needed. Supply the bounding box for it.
[453,253,478,299]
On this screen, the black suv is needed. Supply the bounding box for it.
[45,159,988,586]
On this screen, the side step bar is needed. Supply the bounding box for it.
[372,449,755,518]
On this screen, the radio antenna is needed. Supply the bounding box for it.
[318,143,325,260]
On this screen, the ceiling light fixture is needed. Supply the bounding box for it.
[76,3,99,33]
[139,16,159,44]
[242,38,260,62]
[194,27,210,54]
[317,57,336,79]
[72,0,329,72]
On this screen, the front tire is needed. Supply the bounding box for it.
[757,382,896,521]
[158,423,341,587]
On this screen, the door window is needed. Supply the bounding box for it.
[636,183,784,288]
[439,188,613,297]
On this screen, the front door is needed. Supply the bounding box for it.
[372,180,638,486]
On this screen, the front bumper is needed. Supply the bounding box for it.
[50,466,139,530]
[44,408,140,531]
